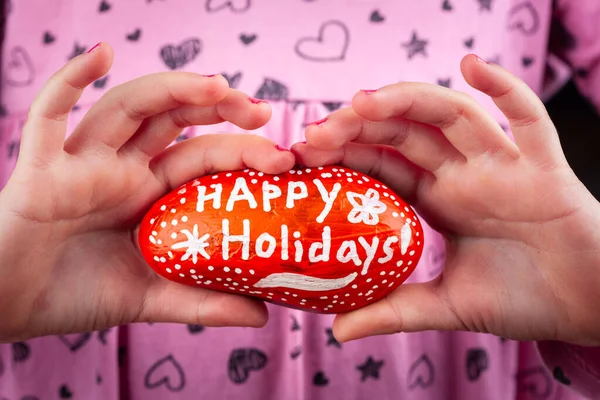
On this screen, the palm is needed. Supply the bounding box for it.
[420,158,579,236]
[1,157,164,335]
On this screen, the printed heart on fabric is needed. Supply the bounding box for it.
[144,354,186,392]
[295,21,350,62]
[160,38,202,70]
[5,47,34,86]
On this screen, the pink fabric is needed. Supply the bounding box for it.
[0,0,599,398]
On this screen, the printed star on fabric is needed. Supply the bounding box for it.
[171,224,211,263]
[325,328,341,348]
[357,356,384,381]
[402,31,428,59]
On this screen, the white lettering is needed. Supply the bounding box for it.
[378,236,398,263]
[313,179,341,223]
[336,241,361,266]
[293,231,303,262]
[286,181,308,209]
[256,232,276,258]
[401,221,412,255]
[196,184,222,212]
[308,226,331,262]
[226,178,257,211]
[262,181,282,212]
[358,236,379,275]
[222,219,250,260]
[281,225,289,260]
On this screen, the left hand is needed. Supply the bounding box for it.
[0,43,294,341]
[292,54,600,346]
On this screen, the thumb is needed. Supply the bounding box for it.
[332,279,463,342]
[138,278,269,328]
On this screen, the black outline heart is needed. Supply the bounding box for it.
[5,47,35,87]
[205,0,251,13]
[294,20,350,62]
[507,1,539,36]
[144,354,186,392]
[408,354,435,390]
[58,333,92,352]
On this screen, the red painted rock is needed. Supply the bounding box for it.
[138,165,424,313]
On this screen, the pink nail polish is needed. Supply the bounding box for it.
[309,117,328,126]
[474,54,488,64]
[299,140,307,144]
[86,42,101,53]
[275,144,288,151]
[362,89,377,94]
[249,97,266,104]
[202,74,216,77]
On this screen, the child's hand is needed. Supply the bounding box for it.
[0,43,293,342]
[293,54,600,346]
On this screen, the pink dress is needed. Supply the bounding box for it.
[1,0,599,398]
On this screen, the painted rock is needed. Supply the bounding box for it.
[138,165,424,313]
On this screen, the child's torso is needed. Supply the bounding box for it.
[0,1,580,399]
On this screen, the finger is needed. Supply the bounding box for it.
[19,42,113,163]
[291,141,425,204]
[460,54,563,165]
[150,134,295,191]
[65,73,230,153]
[350,82,520,160]
[304,107,462,173]
[120,90,272,159]
[332,280,462,342]
[139,278,268,327]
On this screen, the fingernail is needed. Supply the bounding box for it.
[202,74,216,77]
[275,144,288,151]
[474,54,488,64]
[308,117,328,126]
[86,42,101,53]
[362,89,377,95]
[249,97,267,104]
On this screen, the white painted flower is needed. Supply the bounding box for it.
[171,224,211,264]
[346,188,387,225]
